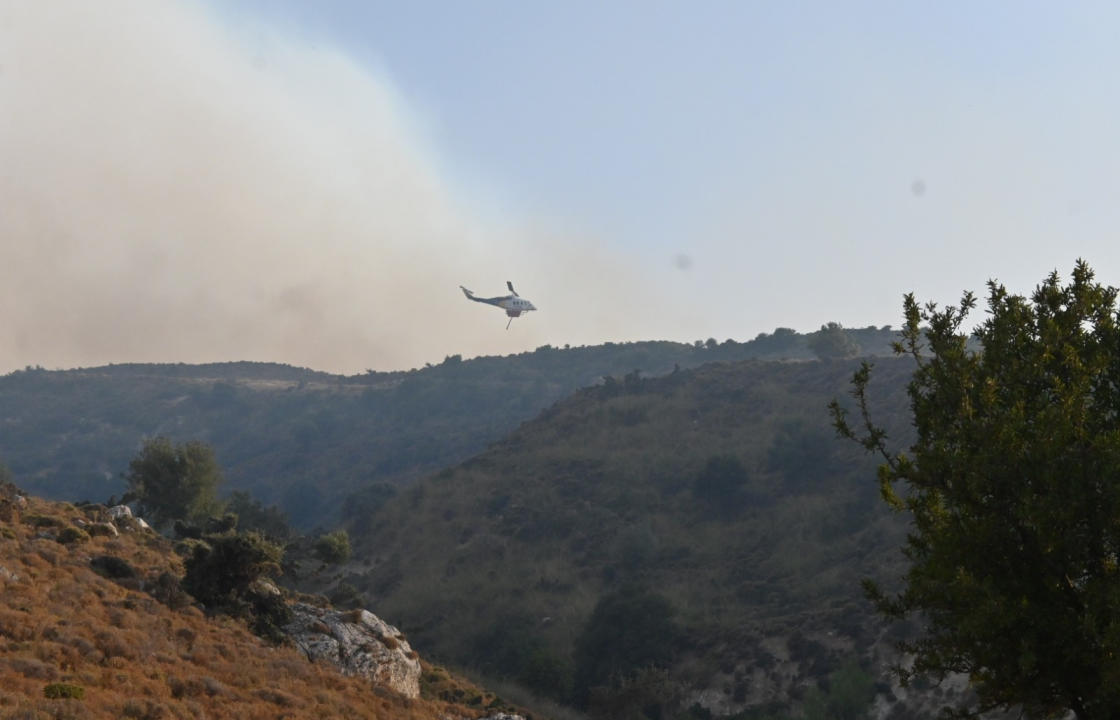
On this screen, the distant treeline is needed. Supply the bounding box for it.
[0,325,896,528]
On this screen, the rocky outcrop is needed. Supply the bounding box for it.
[284,603,421,698]
[106,505,152,532]
[107,504,133,521]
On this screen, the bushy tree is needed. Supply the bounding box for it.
[831,261,1120,719]
[225,490,292,540]
[182,531,282,604]
[809,322,860,360]
[573,586,681,706]
[314,529,351,564]
[182,530,290,641]
[473,613,574,701]
[124,437,222,528]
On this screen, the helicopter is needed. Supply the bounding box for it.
[460,281,537,329]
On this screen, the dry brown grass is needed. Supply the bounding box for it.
[0,495,517,720]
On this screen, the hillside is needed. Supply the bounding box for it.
[324,356,953,717]
[0,481,530,720]
[0,327,896,529]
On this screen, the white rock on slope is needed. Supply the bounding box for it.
[285,603,421,698]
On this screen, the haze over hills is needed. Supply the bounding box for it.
[0,326,896,529]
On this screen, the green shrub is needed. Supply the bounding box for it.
[183,531,282,606]
[86,522,118,537]
[149,571,193,610]
[329,581,364,609]
[182,530,290,642]
[573,586,682,704]
[314,530,351,564]
[43,682,85,699]
[57,526,90,545]
[23,513,63,528]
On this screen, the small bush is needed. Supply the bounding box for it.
[173,537,211,557]
[11,657,59,680]
[86,522,118,537]
[329,581,364,609]
[90,555,137,579]
[121,698,169,719]
[24,513,63,528]
[314,530,351,564]
[57,526,90,545]
[149,572,192,610]
[254,688,298,707]
[44,683,85,700]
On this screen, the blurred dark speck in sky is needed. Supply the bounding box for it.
[911,179,926,198]
[673,254,693,271]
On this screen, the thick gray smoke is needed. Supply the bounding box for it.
[0,1,674,373]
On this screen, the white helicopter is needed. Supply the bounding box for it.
[460,281,537,329]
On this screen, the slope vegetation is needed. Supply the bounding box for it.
[336,356,923,716]
[0,328,896,528]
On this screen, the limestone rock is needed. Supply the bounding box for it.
[107,505,133,520]
[108,505,152,532]
[285,603,420,698]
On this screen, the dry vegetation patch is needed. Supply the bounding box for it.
[0,494,525,720]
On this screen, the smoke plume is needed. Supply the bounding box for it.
[0,1,670,374]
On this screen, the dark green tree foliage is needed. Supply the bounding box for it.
[473,613,574,701]
[809,323,861,361]
[802,662,876,720]
[182,531,282,605]
[692,454,751,515]
[314,530,351,564]
[124,437,222,528]
[831,261,1120,719]
[225,490,292,541]
[182,530,290,641]
[573,586,681,706]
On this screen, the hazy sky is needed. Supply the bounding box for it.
[4,1,1120,373]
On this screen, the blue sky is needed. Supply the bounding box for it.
[4,1,1120,372]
